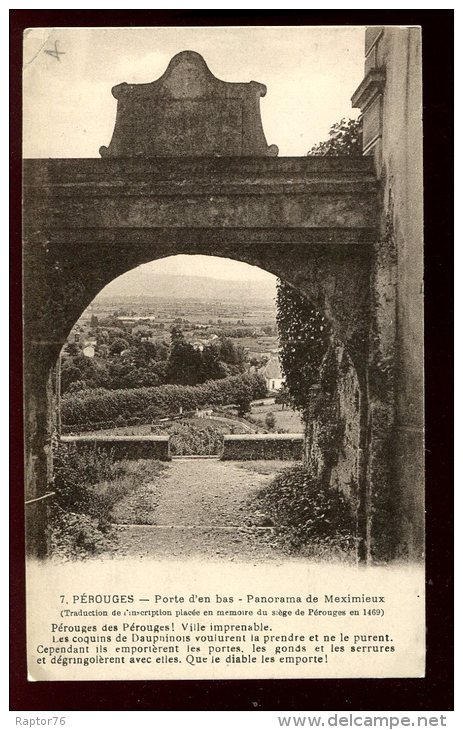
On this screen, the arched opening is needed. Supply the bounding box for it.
[43,254,363,563]
[56,254,295,437]
[23,156,376,564]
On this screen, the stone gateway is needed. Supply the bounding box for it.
[23,31,423,563]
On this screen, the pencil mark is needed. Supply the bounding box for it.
[44,40,65,62]
[23,31,53,68]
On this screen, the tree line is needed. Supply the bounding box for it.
[62,324,248,394]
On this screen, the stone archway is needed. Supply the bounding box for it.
[23,51,378,558]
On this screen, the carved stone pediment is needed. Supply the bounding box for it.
[100,51,278,158]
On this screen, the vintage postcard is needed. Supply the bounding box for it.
[22,24,425,683]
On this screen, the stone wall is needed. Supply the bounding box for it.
[62,433,304,462]
[352,27,424,558]
[222,434,304,461]
[60,435,171,461]
[305,345,361,511]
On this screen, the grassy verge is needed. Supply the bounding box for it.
[49,442,166,560]
[108,460,166,525]
[248,465,358,562]
[237,460,299,476]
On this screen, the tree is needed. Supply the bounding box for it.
[200,345,228,381]
[96,343,109,359]
[60,354,108,393]
[216,336,247,373]
[166,327,198,385]
[131,339,162,367]
[275,384,291,409]
[64,341,80,357]
[308,117,362,157]
[97,329,109,345]
[60,361,84,393]
[236,385,253,417]
[109,338,129,356]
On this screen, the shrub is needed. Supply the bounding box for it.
[62,373,267,429]
[308,117,362,157]
[49,510,113,560]
[252,465,356,555]
[265,411,276,431]
[52,442,123,528]
[150,421,223,456]
[49,443,123,559]
[50,443,167,558]
[66,379,91,394]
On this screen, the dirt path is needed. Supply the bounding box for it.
[110,459,299,562]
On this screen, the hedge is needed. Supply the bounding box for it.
[221,434,304,461]
[61,373,267,429]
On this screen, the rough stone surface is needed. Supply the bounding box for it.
[305,345,360,506]
[222,434,304,461]
[352,27,424,558]
[23,156,377,376]
[100,51,278,158]
[22,165,377,556]
[60,435,171,461]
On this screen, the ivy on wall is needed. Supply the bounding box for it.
[276,281,329,422]
[276,118,362,420]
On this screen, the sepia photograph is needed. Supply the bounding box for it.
[13,12,453,709]
[23,24,423,565]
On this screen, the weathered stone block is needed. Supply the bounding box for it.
[221,434,304,461]
[100,51,278,158]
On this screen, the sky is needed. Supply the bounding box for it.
[23,26,364,159]
[99,256,278,291]
[23,26,364,286]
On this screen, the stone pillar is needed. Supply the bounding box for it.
[22,222,60,558]
[353,27,424,558]
[24,345,56,557]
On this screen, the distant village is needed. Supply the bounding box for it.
[62,295,284,395]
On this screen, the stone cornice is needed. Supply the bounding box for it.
[23,157,377,199]
[351,69,386,112]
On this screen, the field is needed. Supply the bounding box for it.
[248,401,304,433]
[79,400,304,439]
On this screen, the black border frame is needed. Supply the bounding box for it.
[10,9,454,712]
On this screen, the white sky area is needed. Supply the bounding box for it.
[23,26,364,286]
[156,255,273,280]
[23,26,364,158]
[101,256,277,293]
